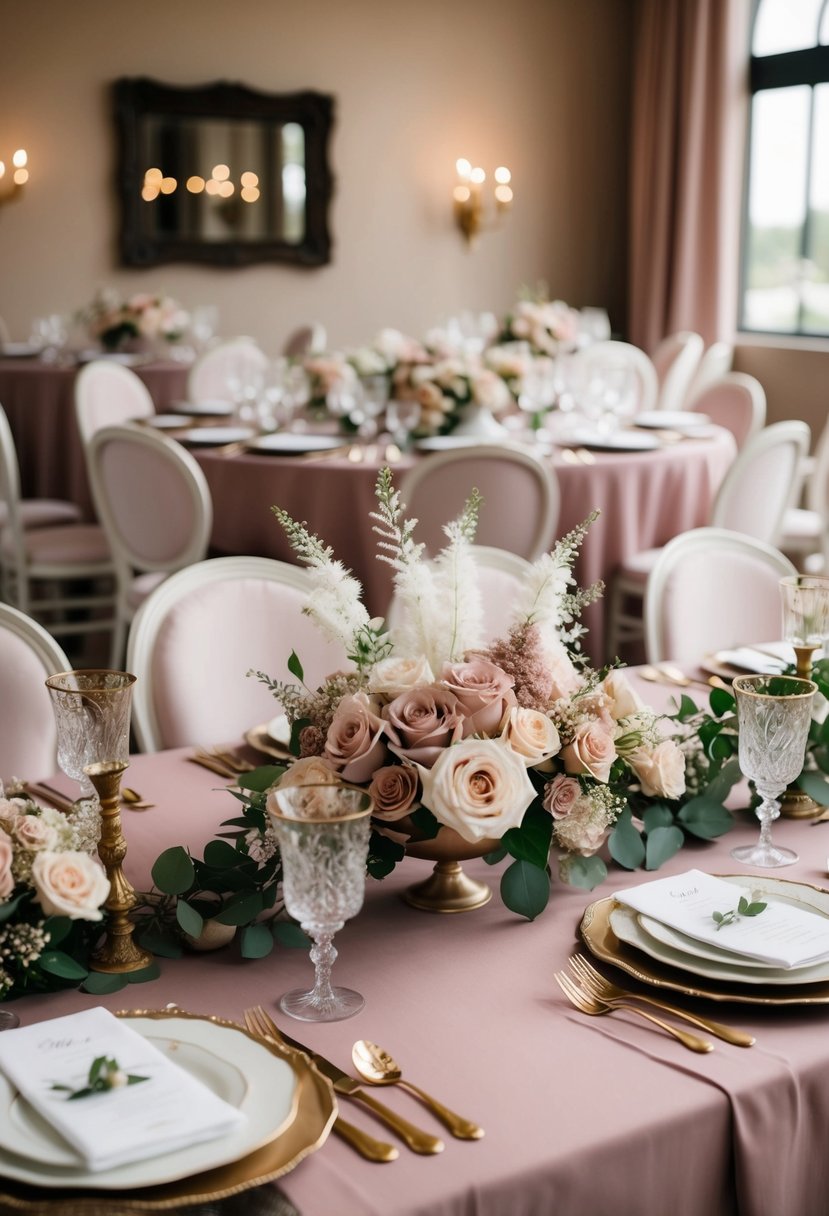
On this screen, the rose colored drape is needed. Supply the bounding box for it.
[628,0,750,352]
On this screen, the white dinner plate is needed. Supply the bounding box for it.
[609,875,829,986]
[250,433,344,455]
[633,410,711,430]
[638,913,822,971]
[560,429,661,452]
[176,426,255,446]
[0,1013,299,1190]
[1,342,43,358]
[171,398,234,417]
[414,435,487,451]
[142,413,191,429]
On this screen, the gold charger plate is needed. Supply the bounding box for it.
[245,723,291,763]
[0,1008,336,1212]
[579,877,829,1007]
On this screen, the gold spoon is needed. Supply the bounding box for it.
[351,1040,484,1140]
[120,787,155,810]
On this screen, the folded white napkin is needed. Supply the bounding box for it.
[0,1007,246,1172]
[716,643,791,674]
[616,870,829,970]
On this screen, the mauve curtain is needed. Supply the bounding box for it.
[628,0,750,352]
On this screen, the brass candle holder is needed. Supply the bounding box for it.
[779,574,829,819]
[85,759,153,973]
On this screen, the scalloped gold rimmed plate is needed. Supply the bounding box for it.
[0,1008,335,1210]
[579,874,829,1006]
[245,722,291,762]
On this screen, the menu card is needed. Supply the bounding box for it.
[615,870,829,970]
[0,1007,246,1172]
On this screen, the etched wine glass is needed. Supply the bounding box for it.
[268,782,373,1022]
[45,671,136,802]
[731,674,817,867]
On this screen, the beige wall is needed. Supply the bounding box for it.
[734,339,829,448]
[0,0,633,352]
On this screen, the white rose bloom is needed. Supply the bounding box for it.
[31,851,110,921]
[601,670,644,721]
[368,655,435,700]
[419,738,535,843]
[502,707,561,766]
[628,740,686,801]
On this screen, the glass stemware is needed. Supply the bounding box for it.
[731,674,817,867]
[45,670,136,803]
[268,782,373,1022]
[780,574,829,678]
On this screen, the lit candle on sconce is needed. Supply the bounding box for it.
[0,148,30,205]
[453,157,512,245]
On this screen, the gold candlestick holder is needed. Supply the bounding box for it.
[780,643,821,819]
[85,759,153,973]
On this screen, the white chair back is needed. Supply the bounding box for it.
[127,556,349,752]
[687,372,766,447]
[0,604,70,782]
[398,445,560,561]
[712,420,810,545]
[684,341,734,403]
[645,527,796,665]
[74,361,154,445]
[568,340,659,415]
[283,323,327,358]
[650,331,704,413]
[187,339,268,405]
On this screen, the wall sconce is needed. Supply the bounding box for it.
[0,149,30,206]
[452,158,513,245]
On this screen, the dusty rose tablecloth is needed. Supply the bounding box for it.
[0,358,189,517]
[197,429,736,662]
[8,670,829,1216]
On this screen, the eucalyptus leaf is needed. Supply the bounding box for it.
[796,770,829,807]
[677,797,734,839]
[37,951,89,981]
[213,891,264,926]
[42,916,72,947]
[645,825,684,870]
[126,961,161,984]
[642,804,673,834]
[0,892,26,926]
[704,757,742,803]
[134,929,182,959]
[237,765,285,793]
[151,847,196,896]
[608,808,646,870]
[176,899,204,938]
[483,843,509,865]
[502,806,553,868]
[240,923,275,959]
[203,839,246,869]
[81,972,129,995]
[500,859,550,921]
[565,855,607,890]
[709,686,735,716]
[273,921,310,948]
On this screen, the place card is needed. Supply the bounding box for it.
[615,870,829,970]
[0,1007,246,1171]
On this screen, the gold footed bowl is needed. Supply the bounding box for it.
[395,819,499,913]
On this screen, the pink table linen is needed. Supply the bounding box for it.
[0,358,189,517]
[7,668,829,1216]
[197,429,736,662]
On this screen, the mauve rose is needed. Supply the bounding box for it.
[369,765,420,822]
[601,670,644,721]
[628,740,686,801]
[277,756,339,788]
[543,774,582,819]
[324,691,389,783]
[439,659,516,737]
[419,738,535,843]
[0,836,13,901]
[560,720,617,783]
[13,815,58,853]
[383,685,465,768]
[502,707,561,766]
[368,655,435,701]
[31,851,110,921]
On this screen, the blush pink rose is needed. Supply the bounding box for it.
[383,685,465,768]
[277,756,339,788]
[628,740,686,801]
[560,720,617,783]
[439,659,516,737]
[419,738,535,843]
[324,691,389,783]
[542,774,582,819]
[13,815,58,853]
[369,765,420,822]
[31,851,110,921]
[0,799,24,836]
[502,707,561,766]
[0,836,13,901]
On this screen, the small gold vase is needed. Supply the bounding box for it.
[398,821,498,913]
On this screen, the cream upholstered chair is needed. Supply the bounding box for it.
[86,425,213,668]
[0,405,115,648]
[686,373,766,447]
[684,341,734,404]
[779,416,829,573]
[186,339,268,405]
[398,445,559,561]
[74,360,155,445]
[568,340,659,415]
[282,323,327,358]
[127,556,349,752]
[0,402,83,532]
[0,604,70,782]
[650,331,704,413]
[644,528,796,665]
[606,419,811,660]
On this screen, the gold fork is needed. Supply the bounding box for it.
[200,746,255,774]
[242,1009,399,1163]
[554,971,714,1053]
[568,954,754,1047]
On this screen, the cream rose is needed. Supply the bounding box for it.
[277,756,339,789]
[560,720,617,783]
[601,671,644,721]
[0,798,24,836]
[540,636,583,700]
[369,765,420,822]
[419,738,535,843]
[502,707,561,766]
[384,685,465,768]
[0,836,13,901]
[542,774,582,819]
[13,815,58,853]
[439,659,516,737]
[31,851,110,921]
[368,655,435,701]
[628,740,686,801]
[324,692,389,783]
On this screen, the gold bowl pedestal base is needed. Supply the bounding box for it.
[403,860,492,914]
[780,785,822,820]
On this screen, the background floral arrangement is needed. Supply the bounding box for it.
[82,288,190,352]
[247,469,739,920]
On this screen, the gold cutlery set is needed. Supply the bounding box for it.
[555,953,755,1053]
[243,1005,484,1164]
[187,745,256,780]
[638,663,731,693]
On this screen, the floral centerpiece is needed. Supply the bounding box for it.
[393,354,514,437]
[0,793,109,1000]
[247,470,739,920]
[82,289,190,353]
[501,292,582,357]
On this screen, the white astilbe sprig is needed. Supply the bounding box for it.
[371,468,437,662]
[511,511,602,646]
[429,490,484,666]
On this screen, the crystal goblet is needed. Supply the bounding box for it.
[268,782,373,1022]
[731,674,817,867]
[780,575,829,678]
[45,670,135,802]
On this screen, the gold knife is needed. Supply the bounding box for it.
[276,1028,444,1154]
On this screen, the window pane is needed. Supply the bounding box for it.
[744,87,811,331]
[821,2,829,44]
[753,0,822,55]
[803,82,829,333]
